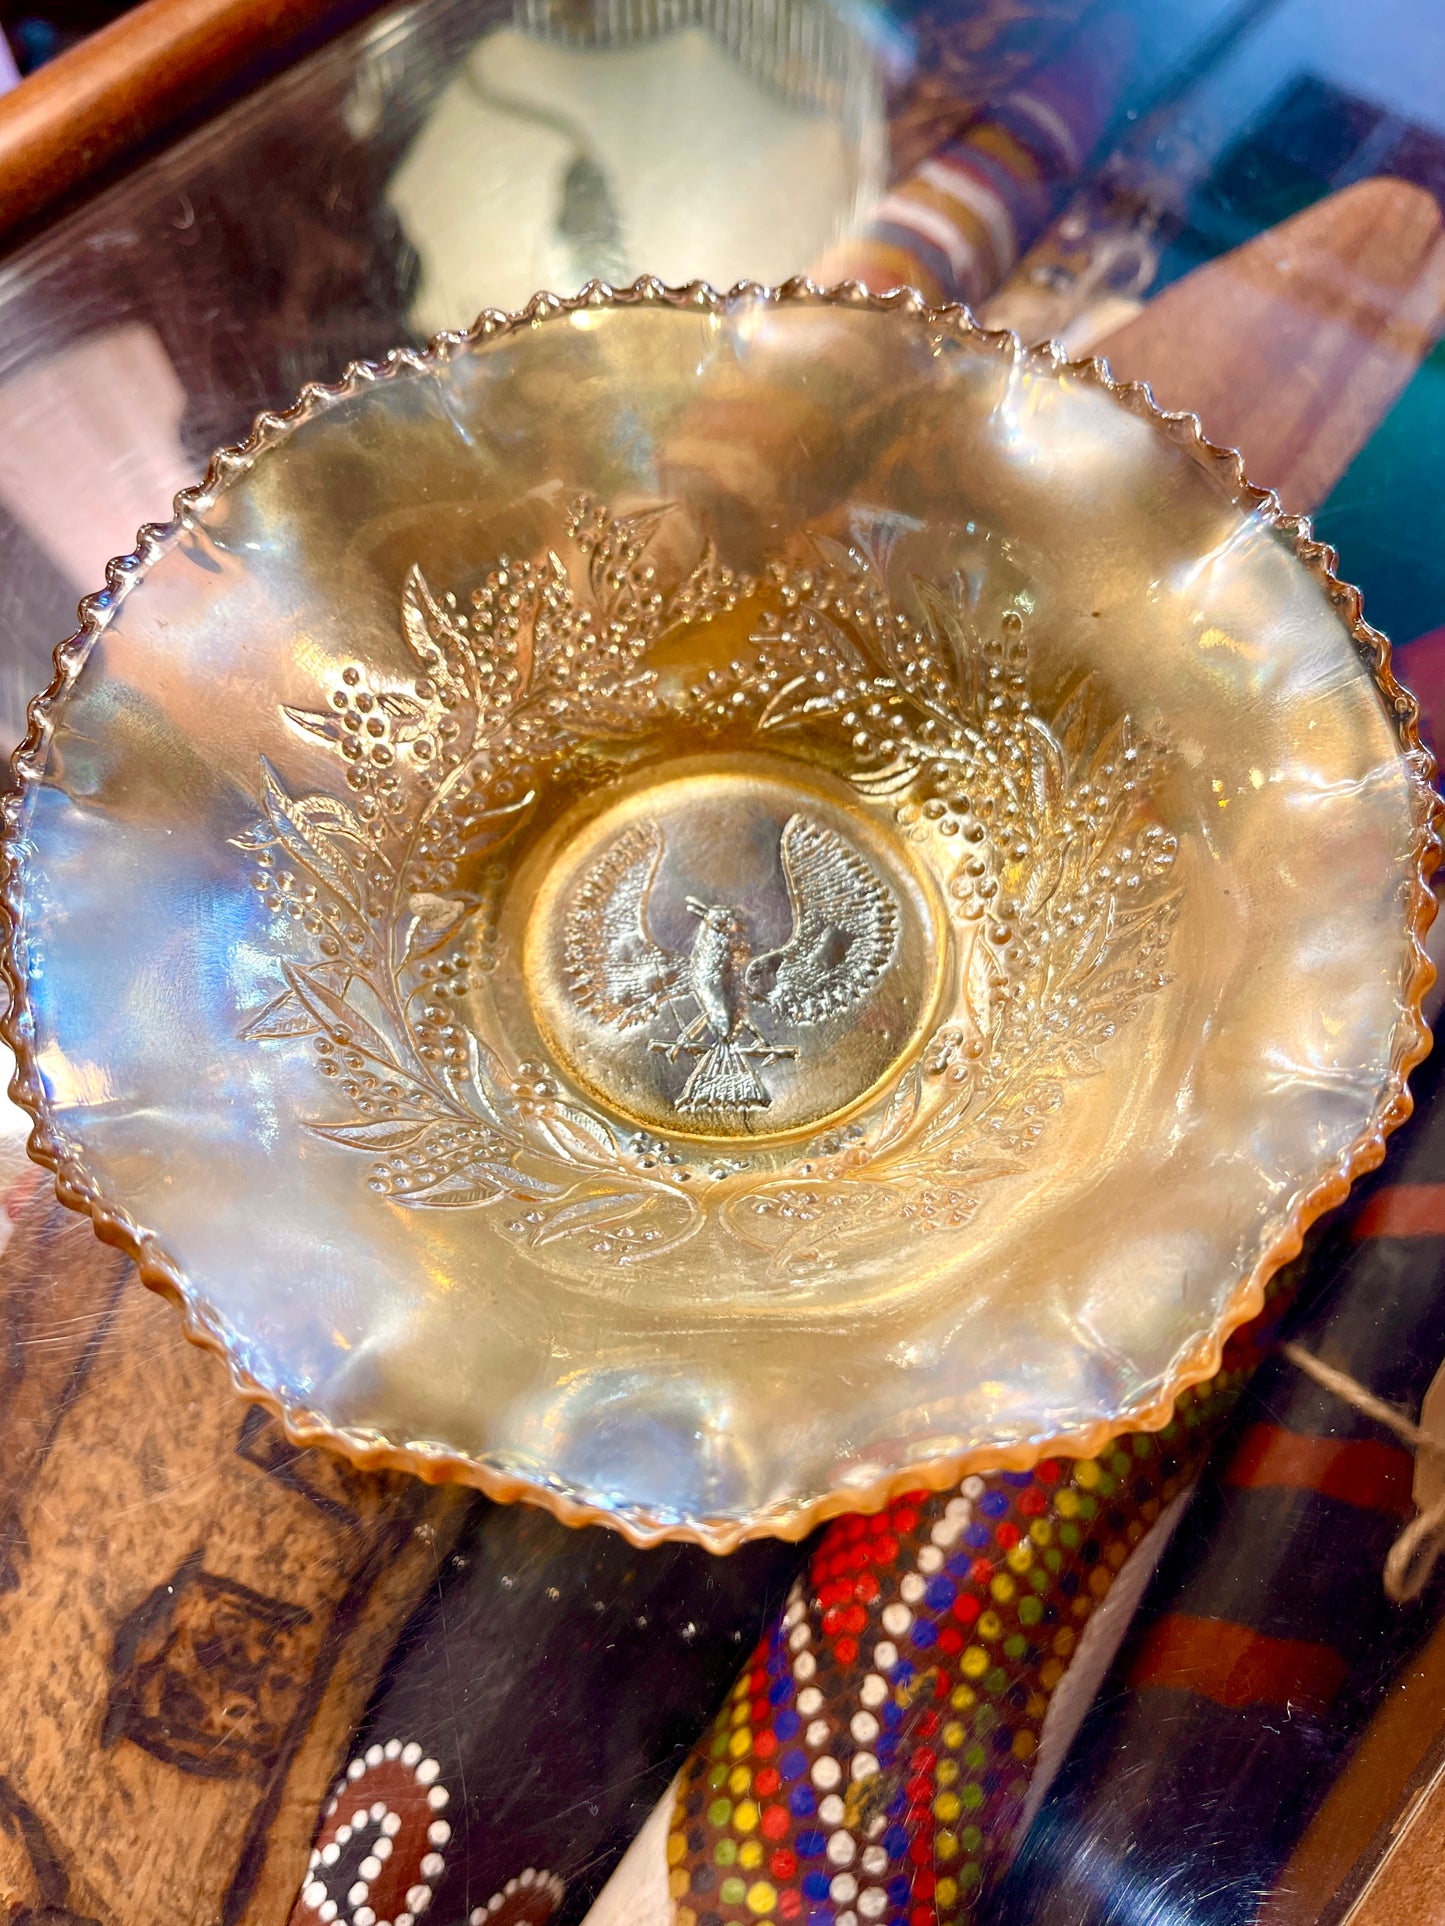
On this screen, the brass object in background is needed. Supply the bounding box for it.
[2,283,1435,1548]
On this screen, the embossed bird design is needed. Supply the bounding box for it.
[564,814,898,1115]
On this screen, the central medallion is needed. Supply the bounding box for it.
[522,761,947,1143]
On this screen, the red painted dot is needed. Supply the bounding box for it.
[1019,1488,1047,1516]
[913,1868,938,1900]
[868,1512,890,1536]
[933,1673,950,1700]
[822,1607,844,1638]
[834,1635,858,1666]
[844,1516,867,1542]
[971,1558,995,1585]
[751,1700,770,1729]
[761,1804,790,1842]
[953,1593,981,1624]
[770,1847,797,1879]
[910,1908,933,1926]
[892,1506,919,1535]
[875,1535,900,1565]
[938,1625,963,1654]
[995,1522,1021,1550]
[906,1776,932,1805]
[913,1746,938,1772]
[754,1766,781,1798]
[856,1572,880,1604]
[908,1836,933,1866]
[1038,1459,1061,1483]
[843,1603,867,1635]
[779,1889,803,1920]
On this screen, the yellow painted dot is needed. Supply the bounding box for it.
[937,1759,960,1786]
[733,1677,750,1700]
[937,1878,960,1907]
[729,1766,752,1796]
[731,1700,750,1724]
[667,1832,687,1866]
[734,1800,760,1834]
[740,1840,764,1870]
[951,1684,977,1711]
[1006,1542,1033,1574]
[1089,1567,1113,1598]
[1026,1692,1047,1720]
[962,1645,989,1679]
[1055,1489,1080,1518]
[943,1721,965,1750]
[990,1574,1017,1604]
[935,1791,962,1823]
[1029,1519,1053,1547]
[978,1610,1003,1641]
[677,1910,698,1926]
[937,1830,959,1860]
[669,1868,691,1899]
[729,1729,752,1759]
[1072,1594,1092,1618]
[1013,1728,1037,1760]
[1106,1541,1128,1570]
[1039,1659,1063,1691]
[746,1881,779,1916]
[1053,1627,1076,1658]
[1075,1460,1101,1489]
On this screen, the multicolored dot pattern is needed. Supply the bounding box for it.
[668,1350,1262,1926]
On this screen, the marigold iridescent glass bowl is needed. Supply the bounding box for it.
[3,283,1436,1548]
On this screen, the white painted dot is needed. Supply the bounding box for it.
[859,1887,889,1920]
[819,1793,845,1825]
[860,1673,888,1709]
[370,1801,387,1822]
[470,1913,485,1926]
[308,1851,320,1871]
[963,1476,984,1498]
[918,1545,944,1573]
[382,1811,403,1837]
[788,1624,811,1652]
[319,1906,337,1925]
[837,1913,858,1926]
[427,1820,451,1847]
[360,1854,382,1879]
[301,1881,327,1908]
[861,1846,888,1875]
[321,1843,341,1867]
[374,1836,393,1862]
[850,1711,879,1744]
[334,1828,352,1849]
[850,1752,879,1781]
[349,1882,370,1907]
[797,1686,823,1716]
[900,1574,925,1604]
[805,1718,830,1748]
[783,1598,806,1628]
[830,1870,858,1900]
[827,1832,857,1868]
[426,1786,449,1811]
[421,1853,445,1879]
[352,1811,368,1831]
[366,1744,384,1768]
[865,1813,887,1838]
[881,1603,912,1637]
[811,1755,841,1789]
[520,1870,536,1885]
[793,1652,817,1682]
[931,1521,962,1549]
[401,1742,422,1767]
[945,1495,971,1521]
[415,1758,440,1785]
[406,1886,432,1912]
[384,1738,403,1760]
[397,1915,415,1926]
[355,1911,376,1926]
[347,1759,366,1781]
[873,1641,898,1671]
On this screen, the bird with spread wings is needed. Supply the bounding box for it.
[563,813,898,1115]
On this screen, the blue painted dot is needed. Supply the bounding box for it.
[925,1575,957,1610]
[769,1675,792,1705]
[808,1909,833,1926]
[895,1659,916,1685]
[980,1491,1010,1517]
[1003,1470,1034,1487]
[802,1869,832,1899]
[888,1790,907,1818]
[779,1746,807,1782]
[882,1700,903,1731]
[963,1523,991,1548]
[876,1735,897,1768]
[796,1829,826,1860]
[912,1618,938,1648]
[775,1708,801,1740]
[884,1824,909,1857]
[889,1875,912,1905]
[789,1785,817,1817]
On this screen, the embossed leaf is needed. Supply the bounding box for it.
[759,671,854,733]
[238,986,321,1041]
[230,821,276,852]
[401,565,468,683]
[1052,674,1106,766]
[533,1106,621,1169]
[401,893,470,968]
[282,706,344,748]
[282,962,398,1068]
[528,1190,655,1245]
[309,1117,431,1150]
[376,691,431,741]
[259,760,367,911]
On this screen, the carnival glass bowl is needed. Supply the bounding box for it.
[3,283,1435,1547]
